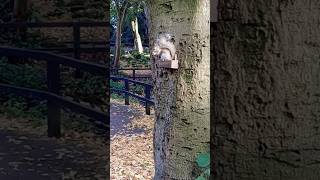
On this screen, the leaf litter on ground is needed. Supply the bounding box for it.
[110,98,155,180]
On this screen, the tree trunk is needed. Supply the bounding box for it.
[213,0,320,179]
[113,16,123,69]
[14,0,30,40]
[148,0,210,179]
[113,3,128,69]
[131,17,143,53]
[13,0,30,21]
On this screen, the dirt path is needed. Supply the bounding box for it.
[109,101,155,179]
[110,102,146,137]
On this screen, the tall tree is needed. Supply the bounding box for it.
[111,0,129,68]
[131,16,143,53]
[213,0,320,179]
[148,0,210,179]
[125,1,145,53]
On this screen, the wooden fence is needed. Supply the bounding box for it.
[0,21,109,57]
[110,76,154,115]
[0,47,107,138]
[111,68,152,80]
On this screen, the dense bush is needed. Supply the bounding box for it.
[61,72,107,110]
[124,50,150,68]
[0,57,46,89]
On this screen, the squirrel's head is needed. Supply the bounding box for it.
[158,33,175,43]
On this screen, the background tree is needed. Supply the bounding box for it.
[14,0,31,40]
[111,0,147,68]
[148,0,210,179]
[213,0,320,179]
[125,1,145,53]
[13,0,30,21]
[111,0,129,68]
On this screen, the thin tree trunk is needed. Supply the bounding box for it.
[113,2,128,69]
[14,0,30,40]
[149,0,210,179]
[14,0,29,21]
[113,17,122,69]
[131,17,143,53]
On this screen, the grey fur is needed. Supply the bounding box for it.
[152,33,176,61]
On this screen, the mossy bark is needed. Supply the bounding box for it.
[148,0,210,179]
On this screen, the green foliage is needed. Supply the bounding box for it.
[0,94,47,125]
[46,0,66,17]
[0,58,107,126]
[26,3,42,22]
[130,84,144,95]
[0,57,47,124]
[110,79,144,95]
[125,1,145,23]
[123,50,150,68]
[61,72,107,110]
[0,57,46,89]
[195,153,210,180]
[110,0,145,26]
[111,93,124,100]
[15,30,44,48]
[110,80,125,90]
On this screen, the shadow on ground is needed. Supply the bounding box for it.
[110,102,147,137]
[0,128,107,180]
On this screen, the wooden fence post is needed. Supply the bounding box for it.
[133,69,136,80]
[125,79,129,105]
[73,23,82,78]
[47,60,61,138]
[145,85,151,115]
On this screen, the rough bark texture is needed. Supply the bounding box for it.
[213,0,320,179]
[149,0,210,179]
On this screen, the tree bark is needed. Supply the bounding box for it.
[13,0,30,21]
[112,2,128,69]
[131,17,143,53]
[213,0,320,179]
[14,0,30,40]
[148,0,210,179]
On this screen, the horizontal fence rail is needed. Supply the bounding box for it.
[111,68,152,80]
[110,76,154,115]
[0,47,107,75]
[0,47,108,138]
[0,83,107,127]
[0,21,109,63]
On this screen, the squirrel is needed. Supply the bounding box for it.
[152,33,176,61]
